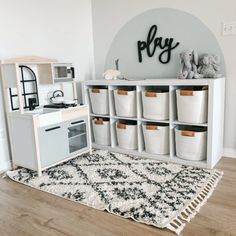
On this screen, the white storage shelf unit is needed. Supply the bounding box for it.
[82,78,225,169]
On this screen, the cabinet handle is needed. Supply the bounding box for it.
[71,67,75,78]
[45,126,61,132]
[71,120,84,125]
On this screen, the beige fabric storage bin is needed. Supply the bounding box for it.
[142,124,169,155]
[116,122,137,150]
[114,89,136,117]
[89,88,109,115]
[176,88,208,124]
[92,118,110,146]
[142,91,169,120]
[175,127,207,161]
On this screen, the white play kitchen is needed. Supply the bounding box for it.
[83,78,225,169]
[1,56,92,176]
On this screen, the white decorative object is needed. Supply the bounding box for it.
[89,88,109,115]
[142,91,169,120]
[92,118,110,146]
[175,127,207,161]
[116,122,138,150]
[114,89,136,117]
[176,88,208,124]
[103,69,121,80]
[82,78,225,169]
[142,124,169,154]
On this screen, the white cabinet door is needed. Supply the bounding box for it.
[38,123,69,168]
[67,118,88,154]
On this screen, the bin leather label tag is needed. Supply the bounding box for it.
[146,125,158,130]
[117,90,128,95]
[145,92,157,97]
[92,88,100,93]
[117,123,126,129]
[181,130,195,137]
[180,90,193,96]
[95,118,103,125]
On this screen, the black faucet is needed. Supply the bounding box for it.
[28,98,37,110]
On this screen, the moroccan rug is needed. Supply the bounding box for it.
[7,150,223,235]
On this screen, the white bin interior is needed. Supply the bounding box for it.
[89,87,109,115]
[175,125,207,161]
[92,117,111,146]
[141,86,169,120]
[176,86,208,124]
[113,87,137,117]
[142,122,169,155]
[116,120,138,150]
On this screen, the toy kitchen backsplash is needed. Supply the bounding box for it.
[10,65,74,109]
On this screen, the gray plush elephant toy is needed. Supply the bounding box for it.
[198,54,221,78]
[178,49,200,79]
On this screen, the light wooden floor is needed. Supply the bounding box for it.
[0,157,235,236]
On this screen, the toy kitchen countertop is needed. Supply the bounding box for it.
[9,105,89,128]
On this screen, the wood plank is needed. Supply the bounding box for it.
[1,56,58,64]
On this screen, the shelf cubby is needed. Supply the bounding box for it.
[82,78,225,169]
[139,121,170,157]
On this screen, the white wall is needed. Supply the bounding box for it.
[91,0,236,157]
[0,0,94,172]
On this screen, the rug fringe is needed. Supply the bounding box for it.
[166,170,223,235]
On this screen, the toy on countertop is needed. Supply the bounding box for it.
[178,49,201,79]
[197,54,222,78]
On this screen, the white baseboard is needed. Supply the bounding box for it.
[223,148,236,158]
[0,160,11,174]
[0,135,11,173]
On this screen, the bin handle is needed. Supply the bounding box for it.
[145,92,157,97]
[95,118,104,125]
[146,125,158,130]
[91,88,100,93]
[117,90,128,95]
[180,90,193,96]
[181,130,195,137]
[117,123,126,129]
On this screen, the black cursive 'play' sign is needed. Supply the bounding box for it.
[137,25,180,64]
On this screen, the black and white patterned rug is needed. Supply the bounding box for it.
[7,150,223,235]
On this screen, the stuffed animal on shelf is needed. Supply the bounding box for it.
[103,69,121,80]
[103,58,121,80]
[197,54,221,78]
[178,49,201,79]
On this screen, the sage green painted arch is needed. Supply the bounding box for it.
[105,8,225,79]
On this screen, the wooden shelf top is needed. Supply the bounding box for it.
[1,56,58,65]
